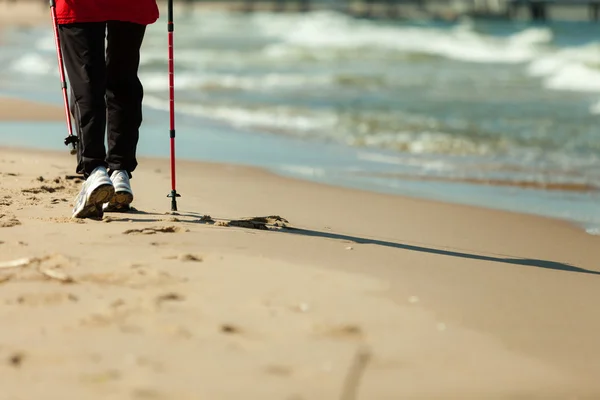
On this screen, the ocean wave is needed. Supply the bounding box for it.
[545,63,600,92]
[34,36,56,52]
[586,226,600,235]
[142,10,557,65]
[527,43,600,94]
[9,53,54,76]
[356,152,455,172]
[588,99,600,114]
[139,71,333,92]
[349,131,499,155]
[143,96,338,133]
[143,93,600,192]
[259,11,551,63]
[143,95,509,156]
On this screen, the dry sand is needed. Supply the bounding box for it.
[0,97,63,121]
[0,96,600,399]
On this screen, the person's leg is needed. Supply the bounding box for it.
[60,23,115,218]
[58,22,108,178]
[105,21,146,177]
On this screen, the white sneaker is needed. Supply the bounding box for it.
[104,170,134,212]
[72,166,115,219]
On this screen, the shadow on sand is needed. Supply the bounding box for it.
[284,228,600,276]
[121,209,599,276]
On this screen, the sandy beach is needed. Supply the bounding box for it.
[0,95,600,398]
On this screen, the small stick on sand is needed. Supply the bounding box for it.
[0,257,37,270]
[339,346,372,400]
[39,268,74,283]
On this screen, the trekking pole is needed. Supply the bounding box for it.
[49,0,78,155]
[166,0,181,211]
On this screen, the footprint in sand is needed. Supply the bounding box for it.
[264,365,294,377]
[78,268,184,288]
[200,215,290,230]
[122,226,186,235]
[20,178,76,202]
[220,324,243,335]
[81,292,186,330]
[8,352,25,368]
[155,292,185,306]
[80,302,140,328]
[22,185,65,194]
[162,253,203,262]
[44,217,86,224]
[316,324,365,340]
[130,387,165,400]
[7,292,78,306]
[0,214,21,228]
[50,198,68,205]
[0,253,76,284]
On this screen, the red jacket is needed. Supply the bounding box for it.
[56,0,159,25]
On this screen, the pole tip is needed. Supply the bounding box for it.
[167,190,181,212]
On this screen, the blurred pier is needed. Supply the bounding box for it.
[178,0,600,21]
[2,0,597,22]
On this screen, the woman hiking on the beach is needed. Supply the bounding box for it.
[55,0,159,218]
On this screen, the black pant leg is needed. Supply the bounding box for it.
[58,22,107,177]
[105,21,146,176]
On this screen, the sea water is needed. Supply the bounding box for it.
[0,10,599,232]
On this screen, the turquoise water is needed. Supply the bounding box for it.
[0,10,599,232]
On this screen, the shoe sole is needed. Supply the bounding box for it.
[73,184,115,219]
[104,191,134,212]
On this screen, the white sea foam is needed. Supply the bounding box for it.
[527,43,600,94]
[34,36,57,52]
[10,53,54,76]
[585,226,600,235]
[278,165,327,177]
[143,95,338,134]
[259,11,551,63]
[589,99,600,114]
[139,72,206,91]
[357,152,454,172]
[250,11,600,97]
[139,71,332,92]
[351,131,498,156]
[545,63,600,92]
[144,95,504,157]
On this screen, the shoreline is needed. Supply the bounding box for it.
[1,96,599,236]
[1,142,585,228]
